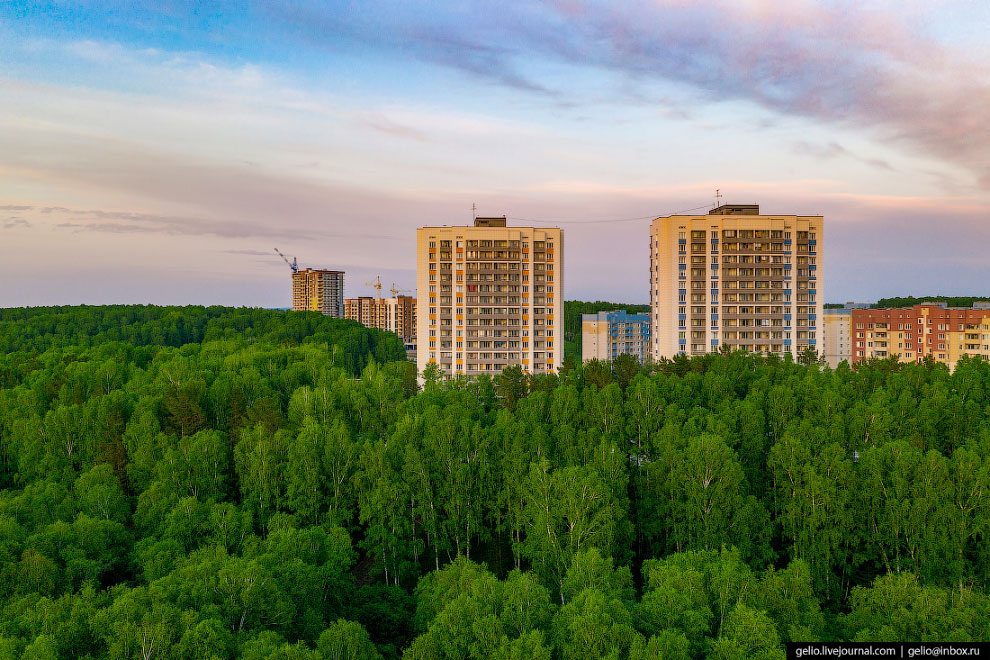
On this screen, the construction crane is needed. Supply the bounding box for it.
[390,283,412,297]
[365,275,383,300]
[274,248,298,274]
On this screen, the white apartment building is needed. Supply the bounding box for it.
[650,204,823,360]
[416,217,563,377]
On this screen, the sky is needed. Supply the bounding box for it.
[2,0,989,308]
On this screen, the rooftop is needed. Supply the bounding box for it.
[709,204,760,215]
[474,216,507,227]
[583,310,651,322]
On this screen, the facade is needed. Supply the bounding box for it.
[582,310,651,363]
[850,302,990,369]
[344,295,417,344]
[416,217,563,377]
[823,302,871,368]
[344,296,377,326]
[650,204,823,360]
[292,268,344,317]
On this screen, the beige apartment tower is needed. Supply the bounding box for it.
[292,268,345,317]
[650,204,823,360]
[416,217,563,377]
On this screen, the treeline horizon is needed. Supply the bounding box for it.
[1,305,989,659]
[824,297,990,309]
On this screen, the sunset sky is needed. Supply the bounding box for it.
[2,1,989,307]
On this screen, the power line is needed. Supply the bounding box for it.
[506,202,713,225]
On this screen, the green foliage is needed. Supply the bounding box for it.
[2,305,990,658]
[0,305,405,372]
[318,619,382,660]
[873,296,990,309]
[842,573,990,642]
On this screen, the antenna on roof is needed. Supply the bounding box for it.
[714,189,722,209]
[472,202,477,220]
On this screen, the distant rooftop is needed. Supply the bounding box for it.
[294,268,344,274]
[918,300,990,310]
[474,216,507,227]
[709,204,760,215]
[583,310,651,323]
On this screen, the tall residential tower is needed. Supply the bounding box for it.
[292,268,345,317]
[416,217,563,377]
[650,204,823,360]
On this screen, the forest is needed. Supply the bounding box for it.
[1,304,990,659]
[872,297,990,309]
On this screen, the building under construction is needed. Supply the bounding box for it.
[275,248,345,317]
[292,269,345,317]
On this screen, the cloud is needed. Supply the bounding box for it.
[793,140,895,172]
[260,1,555,95]
[263,0,990,186]
[224,248,281,256]
[41,206,324,239]
[362,113,428,141]
[10,202,399,241]
[2,218,30,229]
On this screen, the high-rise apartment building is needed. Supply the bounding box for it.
[851,302,990,369]
[650,204,823,360]
[345,295,417,344]
[582,310,651,363]
[416,217,563,377]
[292,268,345,317]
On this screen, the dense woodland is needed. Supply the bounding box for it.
[872,297,990,309]
[2,305,990,659]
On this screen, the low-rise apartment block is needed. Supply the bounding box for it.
[345,295,417,345]
[823,302,870,368]
[582,310,651,363]
[851,302,990,369]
